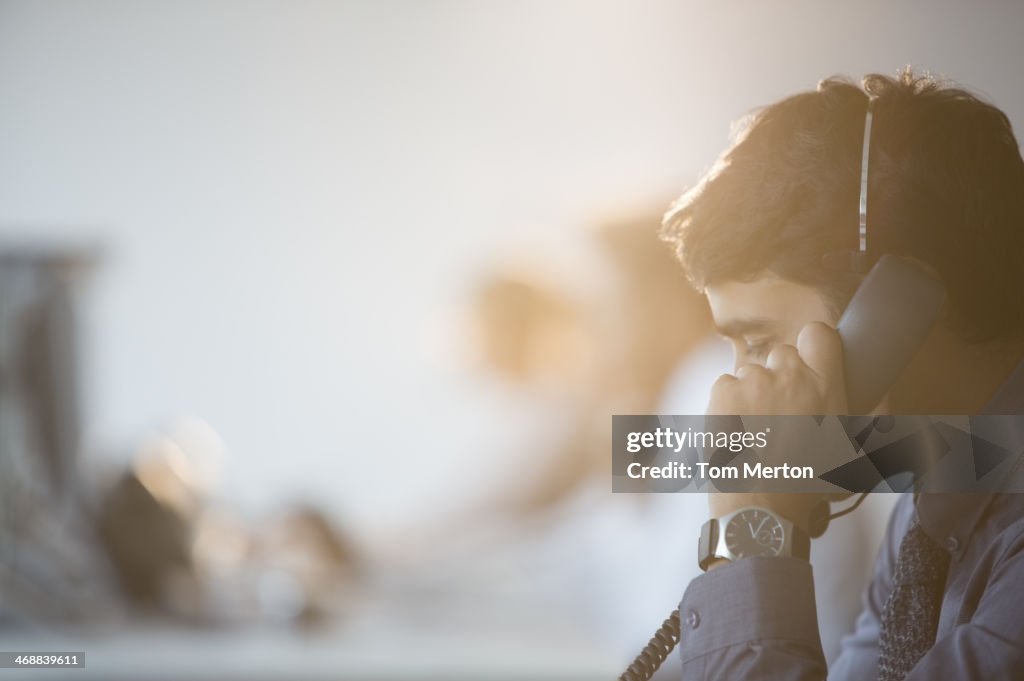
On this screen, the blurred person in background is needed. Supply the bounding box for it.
[390,212,713,673]
[402,211,874,672]
[456,212,711,522]
[450,213,711,520]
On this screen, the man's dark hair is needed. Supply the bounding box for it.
[662,68,1024,342]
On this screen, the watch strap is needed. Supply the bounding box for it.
[791,523,811,561]
[697,517,719,572]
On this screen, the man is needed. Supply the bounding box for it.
[659,69,1024,679]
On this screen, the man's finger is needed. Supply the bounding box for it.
[708,373,739,415]
[796,321,845,397]
[711,372,738,389]
[735,363,771,381]
[766,344,802,373]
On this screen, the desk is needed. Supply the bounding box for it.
[0,592,619,680]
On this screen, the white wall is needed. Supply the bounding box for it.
[1,0,1022,542]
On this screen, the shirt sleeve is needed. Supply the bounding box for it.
[678,495,915,681]
[677,556,827,680]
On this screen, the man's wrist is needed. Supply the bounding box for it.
[708,493,821,535]
[699,502,813,570]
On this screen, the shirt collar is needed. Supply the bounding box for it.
[916,358,1024,557]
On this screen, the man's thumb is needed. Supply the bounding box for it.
[796,322,846,404]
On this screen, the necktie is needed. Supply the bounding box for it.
[877,518,951,681]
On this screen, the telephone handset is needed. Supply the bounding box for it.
[618,101,947,680]
[837,253,945,413]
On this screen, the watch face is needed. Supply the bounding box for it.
[724,508,785,558]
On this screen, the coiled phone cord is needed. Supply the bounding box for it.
[618,492,870,680]
[618,607,680,681]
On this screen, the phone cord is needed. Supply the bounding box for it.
[619,607,681,681]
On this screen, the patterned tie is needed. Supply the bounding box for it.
[877,519,951,681]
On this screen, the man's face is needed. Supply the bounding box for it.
[705,276,836,371]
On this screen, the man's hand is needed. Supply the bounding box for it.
[705,322,847,534]
[707,322,847,416]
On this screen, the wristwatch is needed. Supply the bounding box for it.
[698,506,810,571]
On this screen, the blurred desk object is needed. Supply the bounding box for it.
[0,587,618,681]
[0,246,117,626]
[0,247,91,492]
